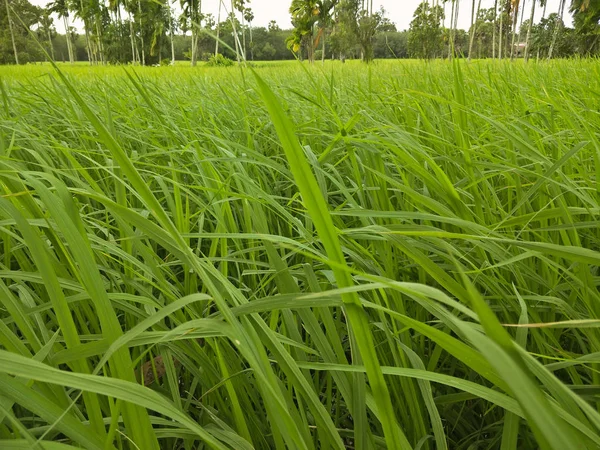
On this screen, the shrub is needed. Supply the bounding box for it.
[206,53,234,67]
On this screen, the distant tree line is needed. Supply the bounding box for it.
[407,0,600,60]
[0,0,598,65]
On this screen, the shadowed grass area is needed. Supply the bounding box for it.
[0,59,599,449]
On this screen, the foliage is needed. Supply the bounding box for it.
[1,59,600,448]
[2,0,600,64]
[206,52,234,66]
[408,2,445,59]
[0,0,43,64]
[527,14,577,58]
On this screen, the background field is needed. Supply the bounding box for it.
[0,59,599,449]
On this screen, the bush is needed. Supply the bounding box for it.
[206,53,234,67]
[160,58,172,66]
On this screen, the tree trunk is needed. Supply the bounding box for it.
[230,1,243,62]
[453,0,460,56]
[241,12,247,60]
[128,12,137,64]
[95,19,105,64]
[510,0,521,60]
[47,29,54,60]
[78,0,94,65]
[493,0,498,59]
[137,0,146,65]
[499,1,504,59]
[468,0,476,60]
[524,0,536,62]
[449,0,456,60]
[215,0,222,56]
[468,0,482,61]
[191,28,197,66]
[63,16,74,64]
[249,24,254,60]
[170,8,175,64]
[322,30,325,64]
[5,0,19,64]
[548,0,566,59]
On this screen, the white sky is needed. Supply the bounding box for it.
[31,0,572,33]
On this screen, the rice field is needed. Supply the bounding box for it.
[0,59,599,449]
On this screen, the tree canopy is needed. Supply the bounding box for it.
[0,0,599,65]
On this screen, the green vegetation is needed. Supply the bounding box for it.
[0,59,600,448]
[1,0,600,65]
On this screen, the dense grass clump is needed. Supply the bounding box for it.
[0,60,599,449]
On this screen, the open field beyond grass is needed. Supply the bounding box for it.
[0,59,600,449]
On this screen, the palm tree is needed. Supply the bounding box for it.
[290,0,337,64]
[4,0,20,64]
[107,0,125,63]
[49,0,74,63]
[244,7,254,60]
[289,0,317,62]
[233,0,247,59]
[39,8,56,60]
[215,0,222,56]
[468,0,483,60]
[548,0,567,58]
[315,0,337,63]
[123,0,139,64]
[493,0,498,58]
[443,0,460,59]
[524,0,546,61]
[180,0,202,66]
[168,1,177,64]
[229,0,244,61]
[137,0,146,65]
[71,0,94,64]
[510,0,521,60]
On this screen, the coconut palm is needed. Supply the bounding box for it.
[48,0,74,63]
[510,0,521,60]
[39,8,55,60]
[525,0,547,61]
[180,0,202,66]
[548,0,567,58]
[468,0,483,60]
[244,6,254,60]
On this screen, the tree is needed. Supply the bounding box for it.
[444,0,460,59]
[408,1,444,59]
[4,0,19,64]
[468,0,483,59]
[548,0,567,58]
[471,7,497,58]
[215,0,221,56]
[180,0,202,65]
[510,0,524,59]
[525,0,546,61]
[333,0,381,63]
[0,0,43,64]
[268,20,280,33]
[570,0,600,54]
[49,0,74,63]
[244,7,254,60]
[289,0,319,63]
[38,7,56,60]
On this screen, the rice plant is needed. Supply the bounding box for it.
[0,59,599,449]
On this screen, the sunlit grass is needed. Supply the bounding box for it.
[0,59,599,449]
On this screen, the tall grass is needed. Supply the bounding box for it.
[0,59,599,449]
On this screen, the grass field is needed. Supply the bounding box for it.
[0,59,599,449]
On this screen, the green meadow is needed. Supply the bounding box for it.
[0,59,599,449]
